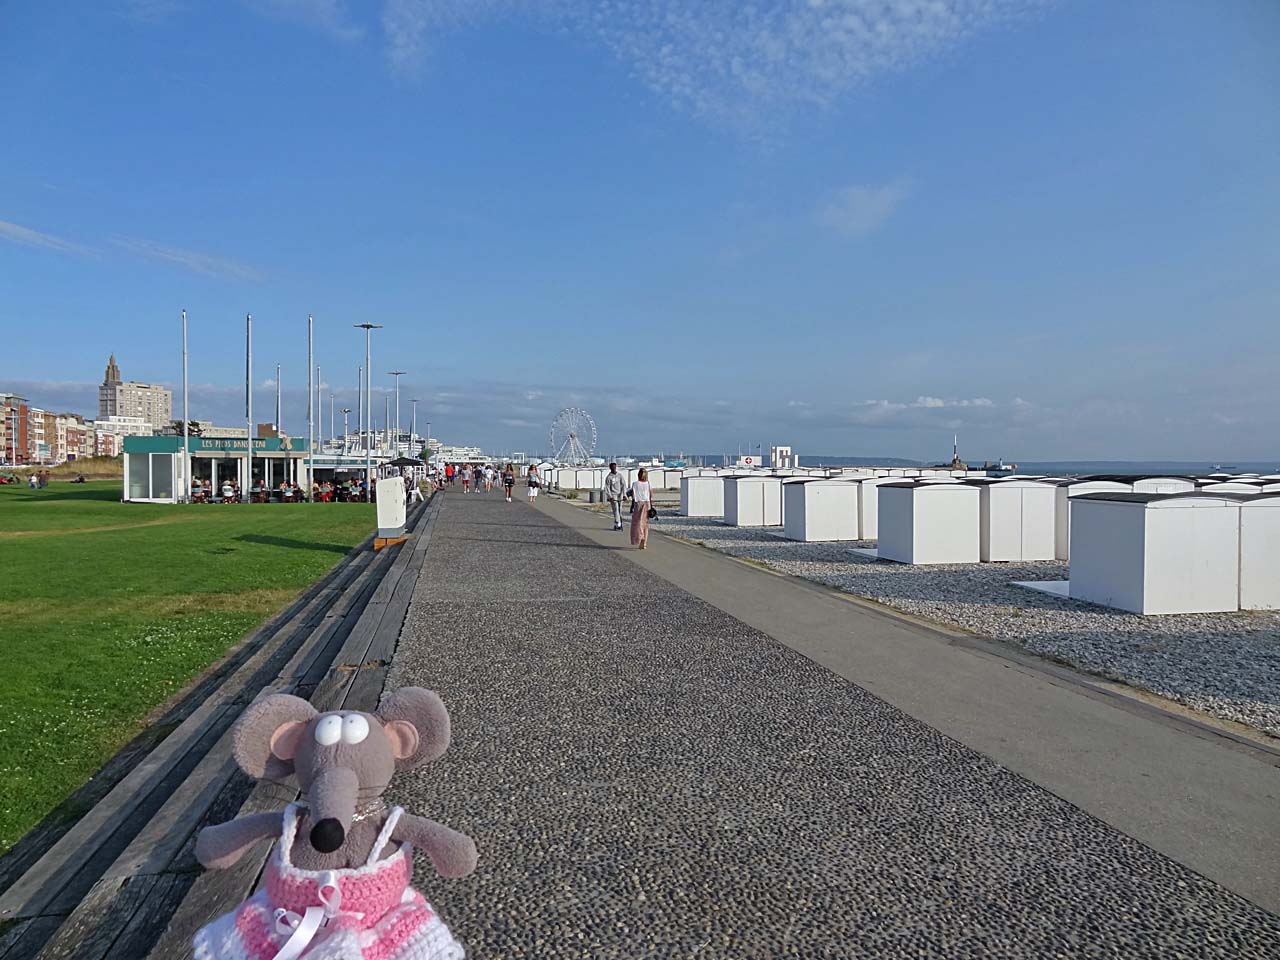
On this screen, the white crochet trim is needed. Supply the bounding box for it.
[367,807,404,866]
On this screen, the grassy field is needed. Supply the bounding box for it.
[0,481,375,853]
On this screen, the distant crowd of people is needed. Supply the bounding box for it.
[437,460,653,547]
[440,462,522,502]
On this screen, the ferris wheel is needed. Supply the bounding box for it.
[549,407,597,464]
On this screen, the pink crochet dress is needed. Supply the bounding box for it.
[194,804,465,960]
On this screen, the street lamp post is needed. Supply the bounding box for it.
[408,399,419,455]
[341,408,351,453]
[353,323,382,502]
[275,363,282,432]
[329,393,335,446]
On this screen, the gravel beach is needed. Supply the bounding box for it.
[653,516,1280,738]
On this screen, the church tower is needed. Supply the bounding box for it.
[99,354,122,419]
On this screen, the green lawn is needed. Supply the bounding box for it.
[0,481,376,853]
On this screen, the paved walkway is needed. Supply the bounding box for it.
[387,491,1280,959]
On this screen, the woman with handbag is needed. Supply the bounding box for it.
[629,467,655,549]
[526,463,541,503]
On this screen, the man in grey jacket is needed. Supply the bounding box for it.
[603,462,626,530]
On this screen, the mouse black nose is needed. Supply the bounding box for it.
[310,818,345,853]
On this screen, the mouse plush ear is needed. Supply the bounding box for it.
[233,693,318,780]
[377,687,451,770]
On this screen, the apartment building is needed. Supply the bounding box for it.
[98,354,172,430]
[1,393,29,465]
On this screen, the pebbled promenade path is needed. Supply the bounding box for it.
[386,492,1280,959]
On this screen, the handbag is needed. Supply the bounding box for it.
[647,506,657,519]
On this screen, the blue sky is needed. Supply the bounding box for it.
[2,0,1277,462]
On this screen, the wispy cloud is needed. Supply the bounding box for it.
[379,1,1045,123]
[819,181,910,237]
[837,395,1001,430]
[248,0,365,40]
[0,219,97,257]
[110,236,264,281]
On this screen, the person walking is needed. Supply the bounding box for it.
[461,463,471,494]
[502,463,515,502]
[526,463,541,503]
[629,467,653,549]
[603,462,626,530]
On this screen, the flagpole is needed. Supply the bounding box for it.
[307,315,314,502]
[244,313,253,503]
[182,309,189,502]
[353,323,382,502]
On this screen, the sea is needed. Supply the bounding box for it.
[673,456,1279,477]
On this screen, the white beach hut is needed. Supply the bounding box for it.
[1239,495,1280,610]
[1069,493,1241,614]
[877,482,980,564]
[773,476,814,525]
[978,480,1057,562]
[724,475,783,526]
[1053,479,1133,561]
[1131,476,1196,494]
[857,477,908,541]
[680,475,729,517]
[782,479,860,542]
[1198,481,1264,494]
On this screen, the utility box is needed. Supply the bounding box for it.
[782,479,860,541]
[978,480,1057,562]
[1069,493,1241,614]
[877,482,980,564]
[1240,495,1280,610]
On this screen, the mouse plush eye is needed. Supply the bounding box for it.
[341,714,370,745]
[314,715,343,746]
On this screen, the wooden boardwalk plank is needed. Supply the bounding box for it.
[0,917,62,960]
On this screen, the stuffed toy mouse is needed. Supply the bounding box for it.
[192,687,478,960]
